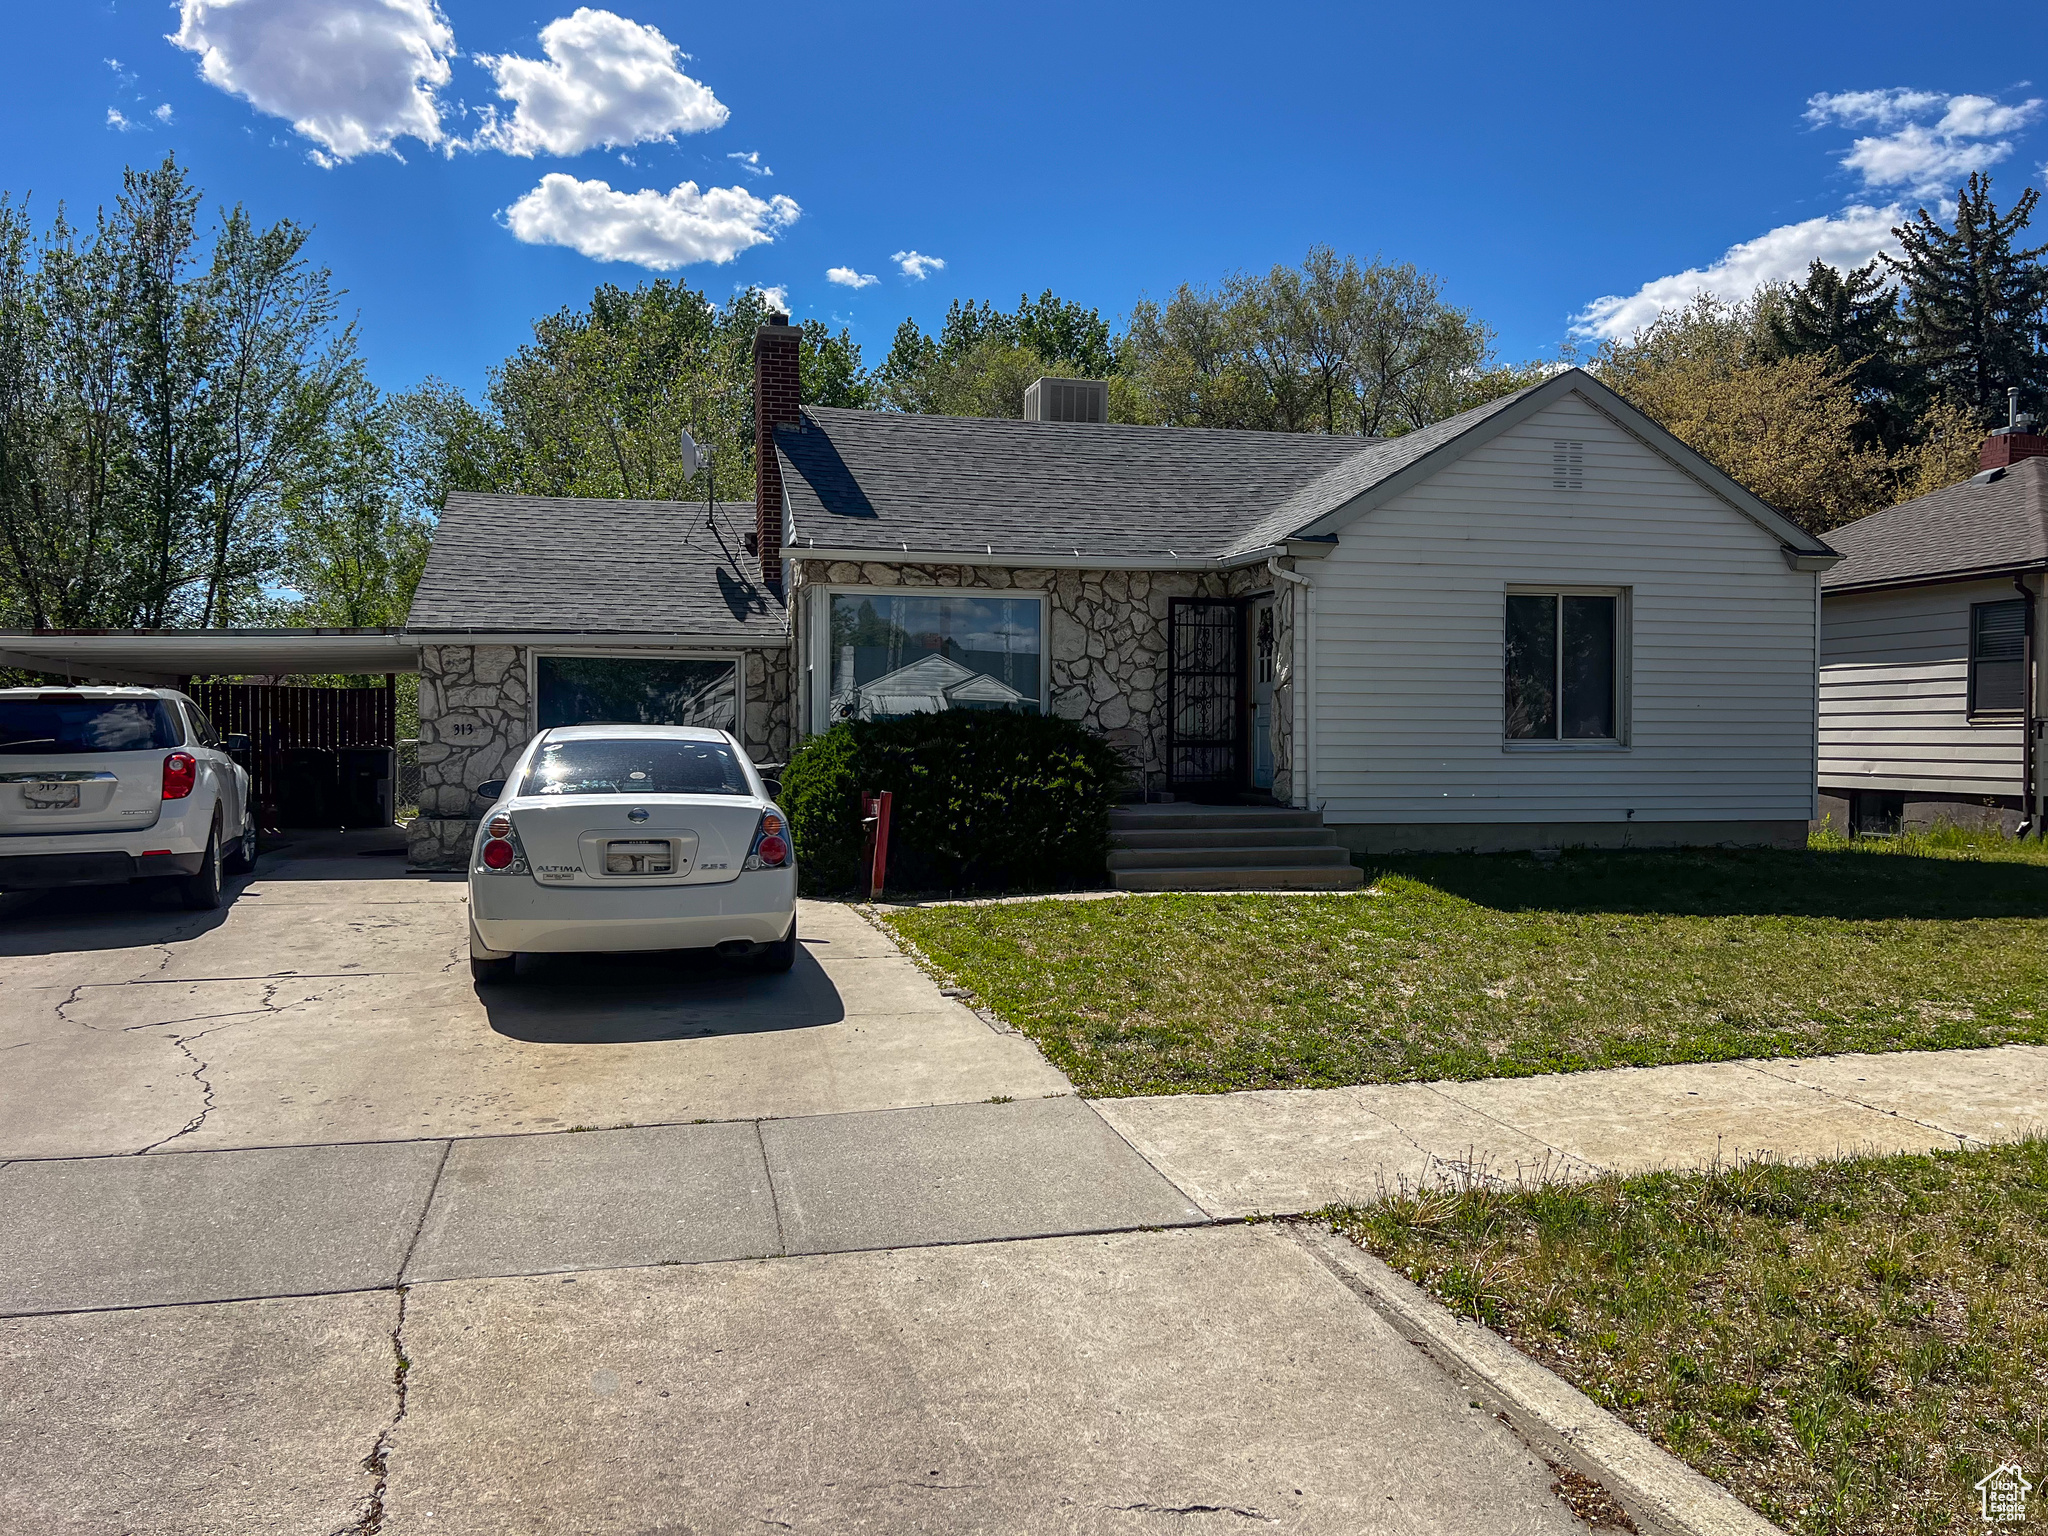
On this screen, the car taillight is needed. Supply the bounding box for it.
[162,752,196,800]
[746,811,792,870]
[477,814,529,874]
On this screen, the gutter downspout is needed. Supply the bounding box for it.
[2019,572,2038,838]
[1269,557,1314,810]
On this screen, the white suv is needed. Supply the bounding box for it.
[0,686,258,909]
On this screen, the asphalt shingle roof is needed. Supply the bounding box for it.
[407,492,784,637]
[1820,457,2048,592]
[774,385,1547,563]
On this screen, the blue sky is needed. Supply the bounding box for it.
[8,1,2045,399]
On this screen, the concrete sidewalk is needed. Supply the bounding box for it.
[1095,1043,2048,1217]
[0,1096,1205,1315]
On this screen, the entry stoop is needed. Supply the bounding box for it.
[1108,804,1365,892]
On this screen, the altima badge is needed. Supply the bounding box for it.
[627,807,650,823]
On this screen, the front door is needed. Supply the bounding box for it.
[1167,597,1246,795]
[1249,598,1276,791]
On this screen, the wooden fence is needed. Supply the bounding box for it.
[188,681,396,826]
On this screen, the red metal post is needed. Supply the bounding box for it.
[861,789,893,900]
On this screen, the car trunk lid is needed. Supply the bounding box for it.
[507,796,760,887]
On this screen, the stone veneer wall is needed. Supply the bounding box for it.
[789,559,1294,799]
[407,641,796,870]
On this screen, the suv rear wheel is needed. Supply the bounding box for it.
[179,824,224,911]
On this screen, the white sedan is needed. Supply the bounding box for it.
[466,725,797,983]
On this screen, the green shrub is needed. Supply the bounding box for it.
[781,711,1127,896]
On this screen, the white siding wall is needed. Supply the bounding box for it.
[1308,393,1818,825]
[1818,581,2025,797]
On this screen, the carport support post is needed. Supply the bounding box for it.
[862,791,893,900]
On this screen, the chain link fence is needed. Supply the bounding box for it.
[396,738,421,822]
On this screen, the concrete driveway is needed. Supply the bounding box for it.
[0,829,1602,1535]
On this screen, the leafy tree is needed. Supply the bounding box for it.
[279,377,431,628]
[1119,248,1500,436]
[1765,259,1910,448]
[1883,174,2048,421]
[0,155,356,629]
[876,291,1116,417]
[405,282,870,509]
[1596,296,1894,534]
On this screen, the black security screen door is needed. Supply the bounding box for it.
[1168,598,1246,791]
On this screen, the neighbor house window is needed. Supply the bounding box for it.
[828,591,1043,722]
[1970,599,2029,715]
[534,655,739,731]
[1505,591,1622,742]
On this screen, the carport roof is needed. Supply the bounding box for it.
[0,627,417,687]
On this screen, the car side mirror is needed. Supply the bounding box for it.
[760,777,782,799]
[222,733,251,755]
[474,779,506,800]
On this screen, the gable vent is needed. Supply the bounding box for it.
[1024,376,1108,424]
[1552,440,1584,491]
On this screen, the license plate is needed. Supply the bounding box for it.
[22,781,80,809]
[605,840,673,875]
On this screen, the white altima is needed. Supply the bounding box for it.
[466,725,797,984]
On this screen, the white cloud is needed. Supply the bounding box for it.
[727,150,771,177]
[154,103,175,123]
[470,8,726,157]
[1806,87,2041,195]
[106,107,139,132]
[1572,204,1903,341]
[826,266,878,289]
[748,283,791,314]
[893,249,944,280]
[169,0,455,164]
[503,173,798,269]
[1804,88,1946,129]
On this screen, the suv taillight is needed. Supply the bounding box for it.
[745,810,791,870]
[162,752,197,800]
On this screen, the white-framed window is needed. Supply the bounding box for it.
[1503,586,1629,747]
[1968,598,2028,717]
[809,586,1050,732]
[529,650,745,735]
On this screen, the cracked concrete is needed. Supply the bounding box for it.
[377,1226,1589,1536]
[0,831,1069,1160]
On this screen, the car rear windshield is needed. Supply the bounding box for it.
[522,738,752,797]
[0,698,182,755]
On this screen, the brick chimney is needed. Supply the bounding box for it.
[1983,385,2048,470]
[1982,432,2048,470]
[752,313,800,590]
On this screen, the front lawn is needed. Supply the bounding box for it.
[881,830,2048,1096]
[1325,1140,2048,1536]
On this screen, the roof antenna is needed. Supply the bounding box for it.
[680,428,714,532]
[2011,387,2021,434]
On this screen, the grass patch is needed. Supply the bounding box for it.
[1325,1140,2048,1536]
[881,831,2048,1096]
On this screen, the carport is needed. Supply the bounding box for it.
[0,627,420,829]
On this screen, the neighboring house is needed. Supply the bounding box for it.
[403,314,1841,868]
[1816,430,2048,835]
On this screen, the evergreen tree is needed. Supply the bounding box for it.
[1882,174,2048,420]
[1766,258,1911,449]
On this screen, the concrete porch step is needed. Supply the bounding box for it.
[1111,827,1336,851]
[1111,863,1365,892]
[1108,807,1324,832]
[1108,845,1354,871]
